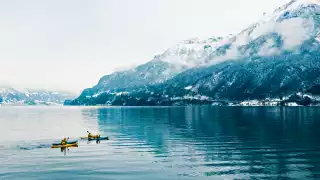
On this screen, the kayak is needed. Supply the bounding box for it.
[80,136,109,141]
[51,142,78,148]
[52,140,78,146]
[88,136,109,141]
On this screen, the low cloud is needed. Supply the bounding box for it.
[206,17,315,66]
[251,17,315,51]
[258,38,280,56]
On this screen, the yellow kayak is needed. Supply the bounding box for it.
[51,142,78,148]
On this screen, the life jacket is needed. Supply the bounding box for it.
[61,138,67,145]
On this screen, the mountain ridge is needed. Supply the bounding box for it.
[66,0,320,106]
[0,86,77,105]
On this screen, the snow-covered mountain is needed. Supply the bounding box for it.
[79,35,230,98]
[67,0,320,106]
[0,87,77,105]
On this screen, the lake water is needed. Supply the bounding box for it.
[1,106,320,179]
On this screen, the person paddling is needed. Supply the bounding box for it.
[61,137,68,145]
[87,131,100,138]
[87,131,93,138]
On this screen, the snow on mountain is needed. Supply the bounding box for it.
[158,0,320,104]
[202,0,320,66]
[68,0,320,106]
[0,87,77,105]
[0,87,19,96]
[78,35,231,99]
[261,0,320,22]
[153,0,319,70]
[157,36,231,68]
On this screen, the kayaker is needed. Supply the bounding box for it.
[61,137,67,145]
[87,131,100,138]
[87,131,93,138]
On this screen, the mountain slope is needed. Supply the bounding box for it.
[68,0,320,106]
[78,36,230,98]
[162,40,320,99]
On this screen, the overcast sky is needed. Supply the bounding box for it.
[0,0,288,94]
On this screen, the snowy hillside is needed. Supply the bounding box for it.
[202,0,320,64]
[0,87,77,105]
[68,0,320,106]
[157,36,232,68]
[79,35,230,98]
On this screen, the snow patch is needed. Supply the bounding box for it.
[170,94,210,101]
[92,92,103,98]
[114,92,129,96]
[287,102,301,106]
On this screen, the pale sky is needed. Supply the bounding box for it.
[0,0,288,94]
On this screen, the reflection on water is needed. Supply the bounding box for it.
[1,106,320,179]
[82,107,320,179]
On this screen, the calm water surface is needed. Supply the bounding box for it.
[1,106,320,179]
